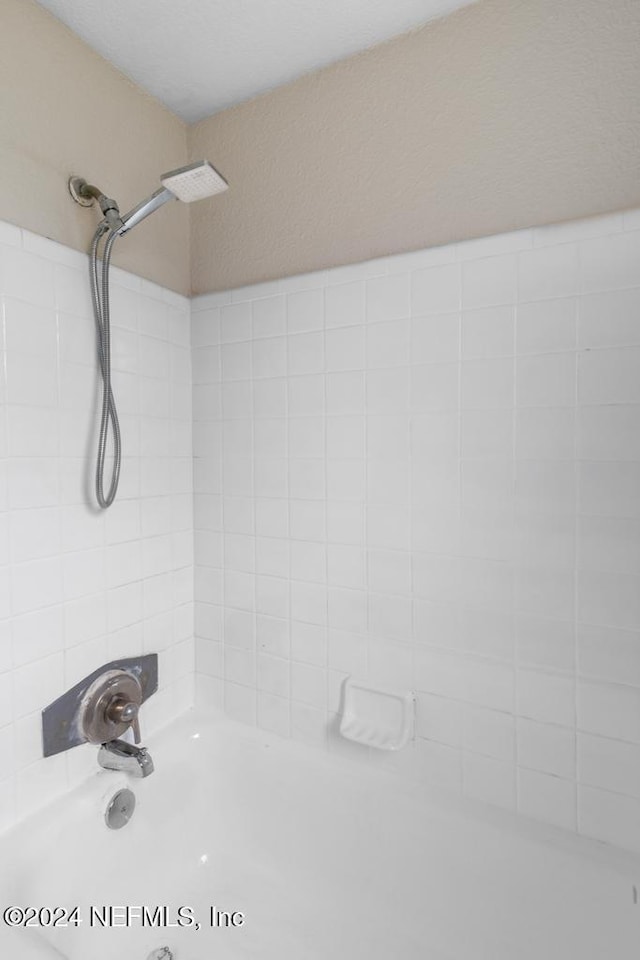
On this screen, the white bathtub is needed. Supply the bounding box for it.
[1,710,639,959]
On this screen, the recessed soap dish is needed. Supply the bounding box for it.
[339,678,415,751]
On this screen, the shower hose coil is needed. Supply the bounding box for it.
[90,222,122,509]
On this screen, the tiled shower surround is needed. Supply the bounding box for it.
[0,209,639,852]
[192,209,640,852]
[0,221,194,833]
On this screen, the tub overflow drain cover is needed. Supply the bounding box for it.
[105,787,136,830]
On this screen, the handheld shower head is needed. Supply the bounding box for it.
[117,160,228,235]
[68,159,228,509]
[161,160,228,202]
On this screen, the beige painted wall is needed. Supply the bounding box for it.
[190,0,640,294]
[0,0,190,294]
[3,0,639,296]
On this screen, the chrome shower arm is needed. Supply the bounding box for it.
[117,186,175,235]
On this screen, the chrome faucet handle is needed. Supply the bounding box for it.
[106,699,141,743]
[81,670,144,745]
[42,655,158,760]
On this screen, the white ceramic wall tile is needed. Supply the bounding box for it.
[462,254,517,309]
[0,225,194,835]
[516,298,576,355]
[578,231,640,294]
[517,717,575,779]
[517,768,577,832]
[577,680,640,743]
[325,282,365,329]
[578,288,640,349]
[578,733,640,799]
[411,263,460,316]
[191,208,640,853]
[577,622,640,687]
[579,785,640,854]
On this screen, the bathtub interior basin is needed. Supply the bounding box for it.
[1,711,639,959]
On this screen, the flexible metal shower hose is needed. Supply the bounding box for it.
[90,223,122,508]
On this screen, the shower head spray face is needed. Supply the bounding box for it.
[115,159,228,235]
[160,160,228,203]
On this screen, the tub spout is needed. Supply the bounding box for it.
[98,739,154,778]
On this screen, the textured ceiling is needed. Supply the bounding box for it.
[35,0,478,122]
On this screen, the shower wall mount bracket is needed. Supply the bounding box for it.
[42,654,158,758]
[68,175,94,207]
